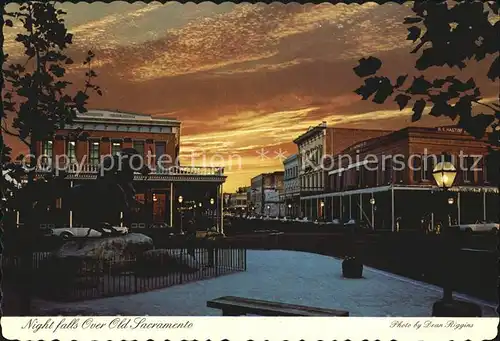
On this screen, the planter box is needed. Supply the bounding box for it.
[342,257,363,278]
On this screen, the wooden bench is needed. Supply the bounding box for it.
[207,296,349,316]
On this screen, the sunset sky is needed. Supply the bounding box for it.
[3,2,498,192]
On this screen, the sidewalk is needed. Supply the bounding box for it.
[32,250,497,317]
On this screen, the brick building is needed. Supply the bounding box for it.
[283,154,300,217]
[227,186,250,214]
[301,126,499,230]
[293,122,390,218]
[250,171,284,216]
[31,109,227,231]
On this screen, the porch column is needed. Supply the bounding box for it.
[483,191,487,221]
[391,186,395,232]
[170,182,174,227]
[220,184,224,234]
[359,193,362,222]
[349,195,352,219]
[69,180,73,228]
[457,192,461,225]
[331,196,334,220]
[340,195,343,221]
[371,192,375,230]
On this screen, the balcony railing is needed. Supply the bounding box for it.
[35,163,225,177]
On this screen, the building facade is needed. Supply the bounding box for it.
[31,109,227,231]
[302,126,499,230]
[250,171,284,216]
[283,154,300,217]
[227,187,249,214]
[293,122,390,219]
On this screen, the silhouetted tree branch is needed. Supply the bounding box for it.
[353,1,499,147]
[1,1,101,316]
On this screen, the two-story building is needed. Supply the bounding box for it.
[31,109,227,231]
[283,154,300,217]
[227,187,249,214]
[250,171,284,216]
[302,126,499,231]
[293,122,390,219]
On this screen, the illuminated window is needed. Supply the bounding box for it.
[112,141,122,156]
[89,141,100,165]
[41,140,53,166]
[67,141,76,164]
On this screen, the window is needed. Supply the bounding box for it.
[155,142,167,167]
[412,156,421,183]
[422,155,435,181]
[89,141,100,165]
[484,154,498,184]
[111,141,122,156]
[41,140,53,166]
[383,158,392,184]
[67,141,76,164]
[394,161,404,183]
[462,157,475,183]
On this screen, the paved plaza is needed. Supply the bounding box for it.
[33,250,497,317]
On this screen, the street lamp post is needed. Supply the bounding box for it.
[431,159,481,316]
[178,195,184,234]
[320,201,325,220]
[288,203,292,217]
[210,198,215,228]
[431,160,457,302]
[369,197,375,230]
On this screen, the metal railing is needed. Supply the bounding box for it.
[35,164,225,176]
[3,247,246,302]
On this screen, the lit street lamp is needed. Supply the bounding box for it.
[178,195,184,234]
[288,203,292,217]
[431,159,480,316]
[320,201,325,219]
[210,197,215,227]
[432,160,457,190]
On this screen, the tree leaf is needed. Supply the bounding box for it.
[408,76,433,95]
[459,114,495,139]
[395,74,408,88]
[372,78,395,104]
[411,99,426,122]
[353,56,382,78]
[394,94,411,110]
[407,26,422,42]
[5,19,13,27]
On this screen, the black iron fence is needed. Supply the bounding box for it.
[3,247,246,302]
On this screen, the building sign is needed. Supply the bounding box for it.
[436,127,464,133]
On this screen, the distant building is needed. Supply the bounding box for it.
[302,126,499,230]
[227,186,250,213]
[250,171,284,216]
[283,154,300,217]
[293,122,390,218]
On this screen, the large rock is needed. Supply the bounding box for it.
[137,248,201,276]
[54,233,154,260]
